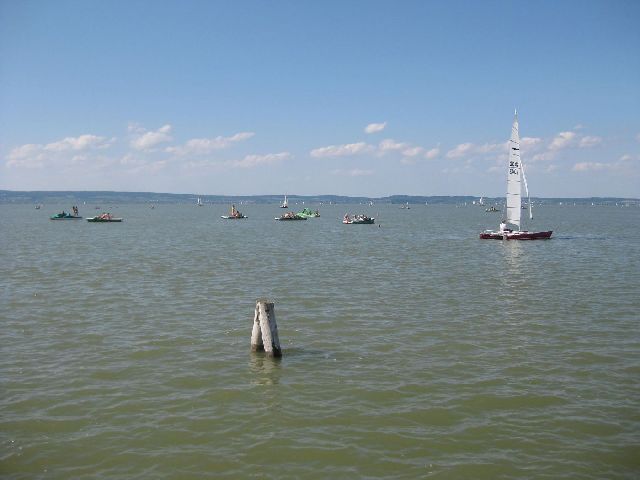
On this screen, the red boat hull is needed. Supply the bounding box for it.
[479,230,552,240]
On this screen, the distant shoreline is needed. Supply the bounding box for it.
[1,190,638,205]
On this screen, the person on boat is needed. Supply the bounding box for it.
[499,220,512,233]
[231,204,237,217]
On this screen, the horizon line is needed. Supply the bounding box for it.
[1,189,638,200]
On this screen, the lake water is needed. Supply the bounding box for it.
[1,203,639,479]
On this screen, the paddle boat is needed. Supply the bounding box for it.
[221,204,247,219]
[87,213,122,222]
[343,214,375,224]
[50,211,82,220]
[298,208,320,218]
[275,211,306,221]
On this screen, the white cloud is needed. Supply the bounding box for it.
[118,153,167,173]
[128,122,144,134]
[364,122,386,134]
[378,139,408,153]
[167,132,255,156]
[130,124,173,151]
[579,136,603,148]
[572,162,611,172]
[446,143,474,159]
[8,144,41,161]
[531,151,556,162]
[7,144,45,168]
[549,131,576,150]
[521,137,543,150]
[477,142,507,154]
[230,152,291,168]
[7,134,115,169]
[402,146,423,157]
[310,142,373,158]
[331,168,374,177]
[44,134,114,152]
[424,147,440,160]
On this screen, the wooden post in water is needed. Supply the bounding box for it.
[250,299,282,358]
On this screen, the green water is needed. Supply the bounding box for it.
[1,203,639,479]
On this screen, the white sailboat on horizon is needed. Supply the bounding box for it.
[280,195,288,208]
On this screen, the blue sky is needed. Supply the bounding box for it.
[1,0,638,197]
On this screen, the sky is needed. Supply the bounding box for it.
[1,0,639,197]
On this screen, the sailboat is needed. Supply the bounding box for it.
[280,195,288,208]
[480,111,552,240]
[197,197,203,206]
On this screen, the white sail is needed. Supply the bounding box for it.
[520,157,533,220]
[506,111,521,229]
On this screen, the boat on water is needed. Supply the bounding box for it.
[50,211,82,220]
[298,207,320,218]
[485,206,499,212]
[275,211,306,221]
[343,214,375,224]
[87,213,122,222]
[480,111,552,240]
[400,202,410,209]
[221,204,247,219]
[280,195,289,208]
[197,197,204,206]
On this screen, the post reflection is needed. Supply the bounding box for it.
[249,353,282,386]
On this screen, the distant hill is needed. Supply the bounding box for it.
[0,190,637,206]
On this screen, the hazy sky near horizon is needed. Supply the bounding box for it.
[1,0,639,197]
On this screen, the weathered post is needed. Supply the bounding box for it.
[250,299,282,358]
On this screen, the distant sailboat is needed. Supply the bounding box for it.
[197,197,203,206]
[480,111,552,240]
[280,195,288,208]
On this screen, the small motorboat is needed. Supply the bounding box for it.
[50,212,82,220]
[87,213,122,222]
[221,204,247,219]
[343,214,375,224]
[275,212,306,221]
